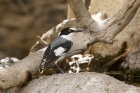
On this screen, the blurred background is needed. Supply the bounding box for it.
[0,0,67,59]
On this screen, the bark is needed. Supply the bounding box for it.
[67,0,91,19]
[0,0,139,91]
[67,0,93,27]
[0,48,45,90]
[88,0,140,67]
[67,5,75,19]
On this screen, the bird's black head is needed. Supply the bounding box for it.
[58,27,82,37]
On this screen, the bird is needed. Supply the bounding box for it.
[39,27,82,74]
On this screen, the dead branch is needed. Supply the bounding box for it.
[67,5,75,19]
[37,35,48,46]
[0,0,139,91]
[97,0,140,43]
[67,0,93,27]
[0,49,45,90]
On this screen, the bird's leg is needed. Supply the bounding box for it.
[50,63,57,74]
[55,60,65,74]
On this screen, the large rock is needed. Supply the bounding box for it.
[19,72,140,93]
[122,49,140,70]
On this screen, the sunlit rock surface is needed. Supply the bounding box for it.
[20,72,140,93]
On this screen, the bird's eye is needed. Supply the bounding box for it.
[68,29,72,32]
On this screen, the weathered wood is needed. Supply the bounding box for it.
[0,48,45,90]
[0,0,139,91]
[67,0,93,27]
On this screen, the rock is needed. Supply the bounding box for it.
[122,50,140,70]
[19,72,140,93]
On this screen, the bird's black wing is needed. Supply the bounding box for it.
[39,37,73,73]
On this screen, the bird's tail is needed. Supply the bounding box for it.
[39,62,45,74]
[39,59,51,74]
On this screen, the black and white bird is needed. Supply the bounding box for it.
[39,27,82,74]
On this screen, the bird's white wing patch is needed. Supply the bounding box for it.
[54,47,66,56]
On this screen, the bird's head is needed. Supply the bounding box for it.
[58,27,82,37]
